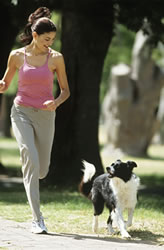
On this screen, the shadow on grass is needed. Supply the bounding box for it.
[139,174,164,198]
[137,192,164,214]
[139,173,164,184]
[0,165,22,177]
[130,229,164,245]
[0,181,164,213]
[136,153,164,162]
[46,230,164,246]
[148,155,164,161]
[0,166,164,214]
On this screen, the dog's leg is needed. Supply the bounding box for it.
[113,208,131,238]
[107,215,115,235]
[92,215,99,233]
[92,192,104,234]
[126,208,134,228]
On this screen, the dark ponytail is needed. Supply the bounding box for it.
[20,7,56,45]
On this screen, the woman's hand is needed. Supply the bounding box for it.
[43,100,58,111]
[0,80,6,93]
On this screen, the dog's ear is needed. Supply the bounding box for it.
[127,161,137,169]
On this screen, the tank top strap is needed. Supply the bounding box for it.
[46,48,51,63]
[24,47,27,63]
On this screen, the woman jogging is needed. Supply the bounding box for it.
[0,6,70,234]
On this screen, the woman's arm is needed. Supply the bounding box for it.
[54,54,70,107]
[43,53,70,110]
[0,51,17,93]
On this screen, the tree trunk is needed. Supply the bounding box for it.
[47,9,114,186]
[102,30,164,157]
[0,95,15,137]
[0,4,19,119]
[0,22,18,79]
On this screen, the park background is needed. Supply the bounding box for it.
[0,0,164,246]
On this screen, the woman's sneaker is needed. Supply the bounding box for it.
[31,217,48,234]
[39,216,48,233]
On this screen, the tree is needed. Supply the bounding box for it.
[47,3,114,185]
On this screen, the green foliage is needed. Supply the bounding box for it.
[116,0,164,45]
[152,42,164,67]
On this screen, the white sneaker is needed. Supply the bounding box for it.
[31,217,48,234]
[40,216,48,233]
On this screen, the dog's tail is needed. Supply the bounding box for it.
[79,160,96,198]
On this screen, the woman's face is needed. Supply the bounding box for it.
[33,31,56,52]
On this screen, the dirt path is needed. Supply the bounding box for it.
[0,217,163,250]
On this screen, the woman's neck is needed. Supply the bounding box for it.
[27,42,48,56]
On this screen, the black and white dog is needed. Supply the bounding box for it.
[79,159,140,238]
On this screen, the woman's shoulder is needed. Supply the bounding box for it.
[8,47,25,68]
[49,48,63,59]
[10,47,25,58]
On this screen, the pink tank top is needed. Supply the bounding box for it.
[14,48,54,109]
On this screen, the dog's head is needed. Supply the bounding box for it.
[106,159,137,182]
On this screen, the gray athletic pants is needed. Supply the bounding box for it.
[10,103,55,221]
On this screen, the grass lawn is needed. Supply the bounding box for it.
[0,136,164,246]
